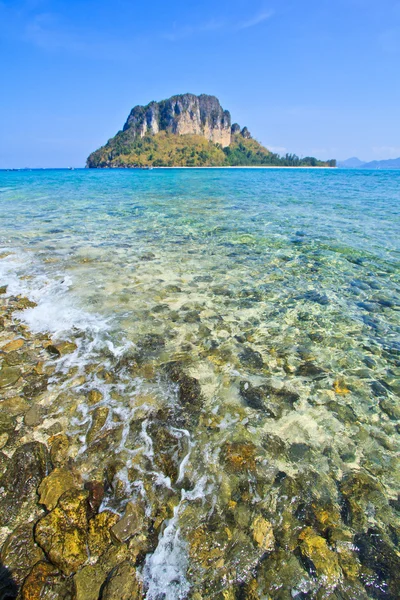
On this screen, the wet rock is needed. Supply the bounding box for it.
[24,405,43,427]
[20,561,73,600]
[298,527,341,588]
[15,297,36,310]
[165,362,203,408]
[85,480,105,516]
[46,341,77,357]
[288,443,312,463]
[261,432,286,457]
[1,522,45,585]
[339,471,385,530]
[87,389,103,405]
[0,413,15,436]
[101,561,142,600]
[38,468,81,511]
[22,372,48,399]
[88,510,119,558]
[239,381,264,410]
[138,333,165,354]
[1,338,24,353]
[86,406,109,445]
[222,441,257,474]
[49,434,70,467]
[327,400,357,424]
[239,346,263,369]
[35,489,89,575]
[0,285,7,294]
[355,528,400,599]
[0,442,50,527]
[296,362,326,379]
[111,501,147,543]
[251,516,275,553]
[0,395,30,417]
[379,399,400,420]
[0,366,21,388]
[73,544,129,600]
[148,421,186,481]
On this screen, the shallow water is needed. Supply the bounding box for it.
[0,168,399,598]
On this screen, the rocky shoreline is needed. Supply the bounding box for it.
[0,287,146,599]
[1,279,400,599]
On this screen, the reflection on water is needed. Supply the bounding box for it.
[0,168,399,598]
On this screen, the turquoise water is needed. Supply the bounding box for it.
[0,168,399,598]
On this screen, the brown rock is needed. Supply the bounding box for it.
[24,405,43,427]
[38,467,81,510]
[1,522,45,585]
[46,341,77,357]
[21,560,73,600]
[49,433,70,466]
[0,365,21,388]
[251,516,275,553]
[101,561,142,600]
[88,511,119,558]
[1,338,24,353]
[111,501,147,543]
[0,442,50,527]
[86,407,109,444]
[35,489,89,575]
[0,395,30,416]
[298,527,341,588]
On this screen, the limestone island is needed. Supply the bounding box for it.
[87,94,336,168]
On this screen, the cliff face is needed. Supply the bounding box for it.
[123,94,232,147]
[86,93,336,168]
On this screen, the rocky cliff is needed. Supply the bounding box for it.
[123,94,232,148]
[87,94,336,168]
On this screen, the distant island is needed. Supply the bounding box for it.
[87,94,336,168]
[338,156,400,169]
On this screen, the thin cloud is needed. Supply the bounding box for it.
[236,10,274,31]
[164,8,274,41]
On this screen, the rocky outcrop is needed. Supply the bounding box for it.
[123,94,232,147]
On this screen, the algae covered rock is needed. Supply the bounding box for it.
[0,442,50,527]
[88,510,119,558]
[251,516,275,553]
[298,527,341,589]
[38,467,81,511]
[35,489,89,575]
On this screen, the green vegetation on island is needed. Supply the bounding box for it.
[87,94,336,168]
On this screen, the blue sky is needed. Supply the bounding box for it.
[1,0,400,167]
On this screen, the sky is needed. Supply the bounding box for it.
[1,0,400,167]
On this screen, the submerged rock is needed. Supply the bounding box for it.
[165,362,203,409]
[298,527,341,588]
[35,489,89,575]
[239,346,263,369]
[0,366,21,388]
[0,442,50,528]
[355,528,400,599]
[222,441,257,473]
[251,516,275,553]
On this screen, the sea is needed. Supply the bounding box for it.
[0,168,399,598]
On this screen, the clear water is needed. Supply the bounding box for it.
[0,168,399,598]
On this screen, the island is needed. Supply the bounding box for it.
[87,94,336,168]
